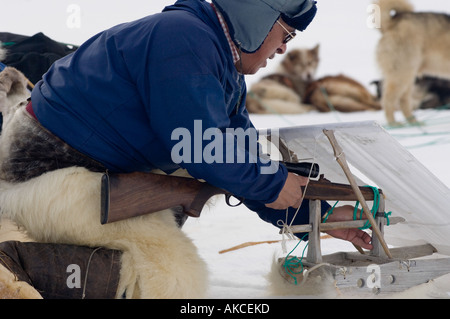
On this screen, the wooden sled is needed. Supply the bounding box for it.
[277,185,450,296]
[276,130,450,296]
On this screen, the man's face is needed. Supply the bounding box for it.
[236,20,295,75]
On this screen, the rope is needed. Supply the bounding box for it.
[282,233,308,285]
[81,246,102,299]
[353,185,379,230]
[322,201,339,223]
[282,184,392,285]
[278,139,321,252]
[282,234,334,286]
[325,185,391,230]
[280,141,319,284]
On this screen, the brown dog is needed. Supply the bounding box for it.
[304,75,381,113]
[246,45,319,114]
[246,45,380,114]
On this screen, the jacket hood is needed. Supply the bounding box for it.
[211,0,317,53]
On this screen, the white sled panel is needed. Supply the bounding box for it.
[264,121,450,255]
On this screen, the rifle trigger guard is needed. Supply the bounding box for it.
[225,194,244,207]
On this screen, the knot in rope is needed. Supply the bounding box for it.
[277,219,297,254]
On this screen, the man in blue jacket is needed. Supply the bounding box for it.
[3,0,372,250]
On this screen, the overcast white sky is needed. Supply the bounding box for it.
[2,0,449,88]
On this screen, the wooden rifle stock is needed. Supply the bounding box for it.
[100,168,381,224]
[100,172,225,224]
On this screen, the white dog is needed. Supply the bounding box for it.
[376,0,450,124]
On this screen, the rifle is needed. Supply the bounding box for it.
[100,162,380,224]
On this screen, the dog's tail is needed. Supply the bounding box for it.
[376,0,414,32]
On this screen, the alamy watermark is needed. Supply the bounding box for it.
[66,4,81,29]
[64,4,381,30]
[170,120,280,174]
[367,4,381,29]
[66,264,81,289]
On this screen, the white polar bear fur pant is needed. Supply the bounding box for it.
[0,166,208,298]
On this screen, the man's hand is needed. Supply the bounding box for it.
[324,205,373,250]
[265,172,308,210]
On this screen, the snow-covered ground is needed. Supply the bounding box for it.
[3,0,450,300]
[185,109,450,299]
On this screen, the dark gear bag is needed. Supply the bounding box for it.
[0,32,78,85]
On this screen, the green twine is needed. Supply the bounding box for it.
[325,185,391,229]
[283,185,393,285]
[322,201,339,223]
[353,186,392,229]
[283,233,308,285]
[354,186,378,229]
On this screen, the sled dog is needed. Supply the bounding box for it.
[277,44,320,83]
[246,45,380,114]
[246,45,319,114]
[375,0,450,124]
[303,75,381,113]
[372,77,450,111]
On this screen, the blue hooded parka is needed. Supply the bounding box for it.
[31,0,329,232]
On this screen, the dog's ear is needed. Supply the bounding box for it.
[281,50,299,70]
[313,44,320,54]
[0,67,28,114]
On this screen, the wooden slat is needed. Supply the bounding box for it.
[303,179,382,201]
[286,216,405,234]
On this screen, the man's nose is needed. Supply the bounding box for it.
[276,43,287,55]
